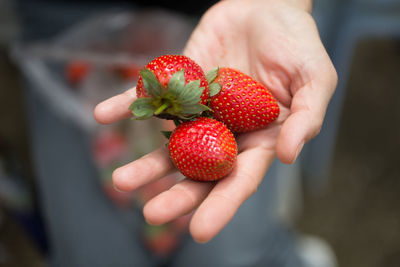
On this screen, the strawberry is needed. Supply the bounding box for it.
[143,224,179,257]
[93,130,128,167]
[113,64,141,81]
[130,55,210,120]
[168,117,237,181]
[65,60,91,85]
[208,67,280,133]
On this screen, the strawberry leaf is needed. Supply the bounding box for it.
[183,79,201,92]
[130,98,155,120]
[140,69,163,98]
[202,110,214,118]
[180,103,210,114]
[160,131,172,140]
[206,67,219,83]
[173,119,182,127]
[144,224,168,237]
[178,81,204,104]
[177,80,200,102]
[177,114,198,120]
[209,83,221,97]
[180,89,204,105]
[166,69,185,97]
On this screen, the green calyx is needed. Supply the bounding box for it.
[206,67,219,83]
[160,130,172,140]
[129,68,210,120]
[206,67,221,97]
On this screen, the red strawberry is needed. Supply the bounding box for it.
[93,130,127,166]
[113,64,141,81]
[130,55,210,120]
[168,117,237,181]
[143,224,179,256]
[209,67,280,133]
[65,61,91,85]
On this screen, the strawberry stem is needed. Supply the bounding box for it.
[154,102,170,115]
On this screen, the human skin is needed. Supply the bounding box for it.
[94,0,337,243]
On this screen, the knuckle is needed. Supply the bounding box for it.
[171,184,196,207]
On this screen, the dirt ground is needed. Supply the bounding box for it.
[296,39,400,267]
[0,39,399,267]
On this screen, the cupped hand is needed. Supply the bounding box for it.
[94,0,337,243]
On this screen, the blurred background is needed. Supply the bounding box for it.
[0,0,399,266]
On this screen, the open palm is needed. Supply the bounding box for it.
[94,0,337,243]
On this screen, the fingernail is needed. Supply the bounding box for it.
[294,141,304,162]
[113,184,125,193]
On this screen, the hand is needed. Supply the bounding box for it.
[94,0,337,243]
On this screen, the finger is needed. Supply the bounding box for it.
[143,179,215,225]
[136,171,183,204]
[276,62,337,164]
[113,146,175,192]
[190,146,275,243]
[94,88,136,124]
